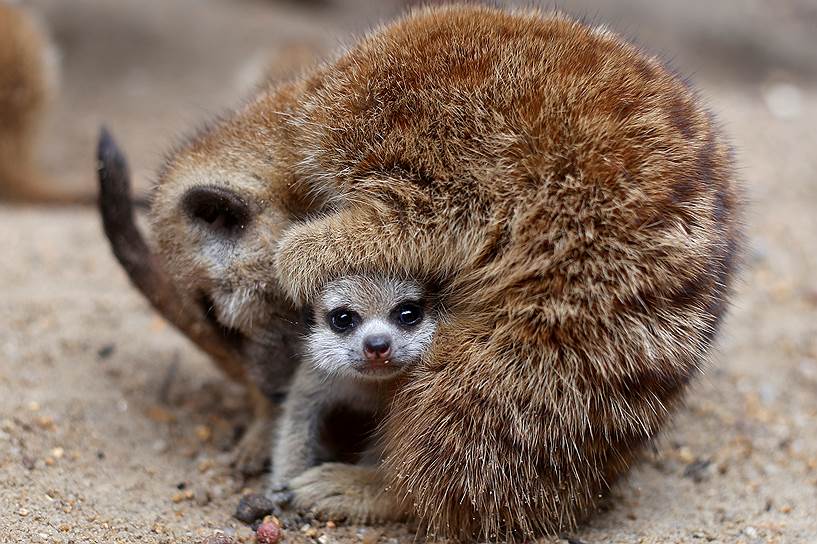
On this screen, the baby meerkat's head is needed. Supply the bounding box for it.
[307,276,437,380]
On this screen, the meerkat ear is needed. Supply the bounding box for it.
[181,185,252,239]
[96,127,245,376]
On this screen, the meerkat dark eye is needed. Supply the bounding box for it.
[327,308,360,334]
[391,302,424,327]
[182,186,251,237]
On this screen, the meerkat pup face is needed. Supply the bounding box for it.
[307,276,437,381]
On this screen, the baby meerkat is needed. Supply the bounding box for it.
[303,276,435,381]
[271,275,436,522]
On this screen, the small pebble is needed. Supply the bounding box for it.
[171,490,194,503]
[677,446,695,464]
[360,529,381,544]
[195,424,212,442]
[36,416,55,430]
[234,493,276,524]
[97,343,116,360]
[325,521,336,529]
[262,515,279,524]
[194,487,212,506]
[256,521,282,544]
[18,508,29,517]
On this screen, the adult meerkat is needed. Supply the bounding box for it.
[98,130,302,475]
[270,275,437,523]
[96,37,326,476]
[269,5,742,540]
[96,66,324,475]
[0,2,58,202]
[97,3,742,538]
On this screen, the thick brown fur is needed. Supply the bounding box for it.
[0,2,57,202]
[145,4,741,540]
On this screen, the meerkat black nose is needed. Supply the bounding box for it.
[363,334,392,360]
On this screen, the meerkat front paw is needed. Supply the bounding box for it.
[274,221,339,305]
[285,463,410,524]
[275,208,390,305]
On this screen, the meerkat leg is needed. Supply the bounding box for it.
[269,364,328,491]
[231,384,280,476]
[270,364,408,522]
[287,463,410,524]
[275,208,386,304]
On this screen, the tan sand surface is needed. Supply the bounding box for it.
[2,1,816,542]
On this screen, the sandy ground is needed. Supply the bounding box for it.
[2,1,817,543]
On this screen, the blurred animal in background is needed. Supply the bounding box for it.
[0,1,60,202]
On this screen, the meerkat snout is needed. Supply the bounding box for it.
[363,334,392,361]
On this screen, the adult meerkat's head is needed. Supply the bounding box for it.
[148,85,320,338]
[97,51,329,376]
[307,276,438,381]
